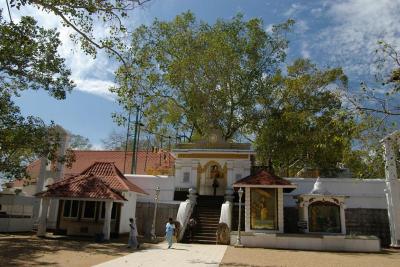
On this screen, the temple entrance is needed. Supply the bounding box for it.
[197,161,227,196]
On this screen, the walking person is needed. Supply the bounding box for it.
[128,218,139,249]
[165,217,175,249]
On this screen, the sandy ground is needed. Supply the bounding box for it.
[96,242,227,267]
[220,246,400,267]
[0,233,144,267]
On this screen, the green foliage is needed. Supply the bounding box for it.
[0,13,75,179]
[255,59,356,176]
[0,93,73,179]
[0,14,74,98]
[350,41,400,116]
[112,12,294,140]
[8,0,150,59]
[69,134,92,150]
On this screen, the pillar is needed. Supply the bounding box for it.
[37,198,50,237]
[103,200,113,240]
[340,203,346,235]
[382,136,400,247]
[303,202,309,233]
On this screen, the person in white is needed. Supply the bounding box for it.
[128,218,139,249]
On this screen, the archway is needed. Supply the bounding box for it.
[197,161,227,196]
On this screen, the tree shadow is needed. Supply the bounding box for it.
[0,233,133,266]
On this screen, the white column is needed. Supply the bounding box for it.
[37,198,50,237]
[382,137,400,247]
[340,203,346,235]
[103,200,113,240]
[303,202,309,233]
[245,187,251,232]
[225,161,234,196]
[278,188,284,233]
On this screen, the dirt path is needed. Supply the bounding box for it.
[0,233,136,267]
[220,246,400,267]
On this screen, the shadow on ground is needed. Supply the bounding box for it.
[0,233,143,266]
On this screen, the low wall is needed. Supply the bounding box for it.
[346,208,390,246]
[282,207,390,246]
[125,175,175,203]
[0,217,34,232]
[0,194,37,232]
[284,178,387,209]
[230,232,380,252]
[135,202,179,237]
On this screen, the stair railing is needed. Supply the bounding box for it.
[176,188,197,242]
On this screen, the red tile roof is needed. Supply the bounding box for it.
[24,150,174,185]
[80,162,147,194]
[233,170,296,187]
[62,150,174,177]
[37,174,126,201]
[36,162,147,200]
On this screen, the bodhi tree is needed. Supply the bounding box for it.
[111,12,294,141]
[254,59,360,177]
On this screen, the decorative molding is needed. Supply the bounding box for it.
[177,153,249,159]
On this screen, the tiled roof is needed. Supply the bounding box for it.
[64,150,174,176]
[37,174,126,201]
[233,170,296,187]
[36,162,148,200]
[24,150,174,185]
[80,162,147,194]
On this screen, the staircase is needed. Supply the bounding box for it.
[189,195,224,244]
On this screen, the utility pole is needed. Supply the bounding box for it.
[131,105,140,174]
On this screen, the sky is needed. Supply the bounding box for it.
[4,0,400,148]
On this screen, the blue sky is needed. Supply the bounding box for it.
[6,0,400,148]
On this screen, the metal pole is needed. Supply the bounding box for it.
[151,186,160,241]
[235,187,244,247]
[130,105,140,174]
[123,109,132,174]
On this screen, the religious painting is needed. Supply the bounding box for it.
[250,188,277,230]
[209,164,222,179]
[308,201,341,233]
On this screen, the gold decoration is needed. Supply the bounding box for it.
[177,153,249,159]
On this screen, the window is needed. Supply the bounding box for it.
[183,172,190,183]
[250,188,278,230]
[308,202,341,233]
[100,202,117,220]
[83,201,96,219]
[63,200,79,218]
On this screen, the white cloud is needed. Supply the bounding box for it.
[317,0,400,76]
[296,20,309,34]
[284,4,304,17]
[73,79,116,100]
[1,3,145,100]
[301,41,310,58]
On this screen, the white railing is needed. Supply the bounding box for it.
[176,188,197,241]
[219,201,233,230]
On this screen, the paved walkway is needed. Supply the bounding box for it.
[95,242,227,267]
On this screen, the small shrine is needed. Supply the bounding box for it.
[233,170,297,233]
[296,178,347,235]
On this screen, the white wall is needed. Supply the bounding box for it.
[0,195,38,232]
[284,178,387,209]
[125,174,176,203]
[119,191,138,234]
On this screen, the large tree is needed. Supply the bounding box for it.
[254,59,359,176]
[0,1,149,179]
[347,41,400,116]
[111,12,294,141]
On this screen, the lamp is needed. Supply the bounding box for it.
[150,186,160,241]
[235,187,244,247]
